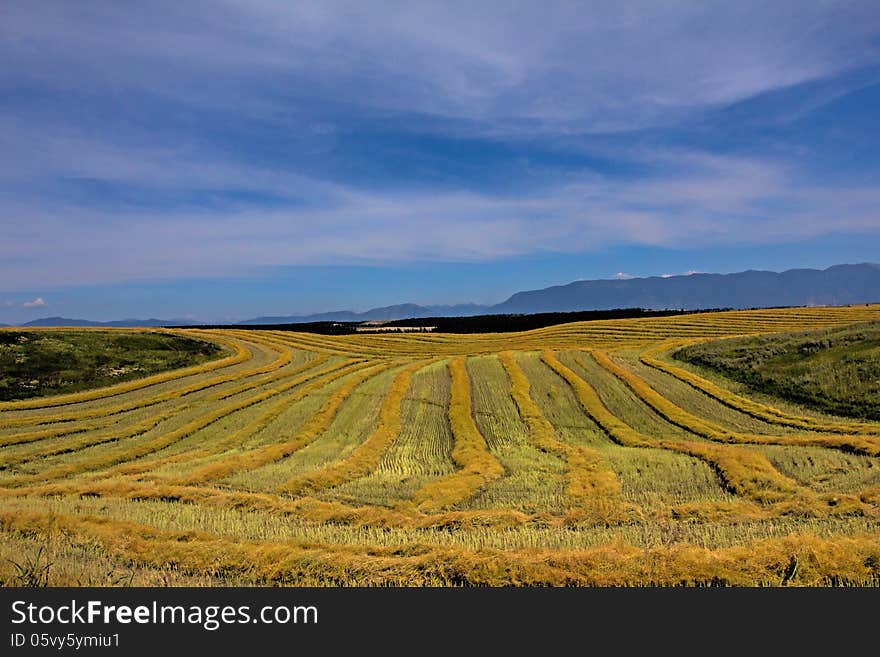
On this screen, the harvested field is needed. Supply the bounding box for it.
[2,305,880,586]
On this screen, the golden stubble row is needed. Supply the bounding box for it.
[639,341,880,436]
[593,350,880,456]
[499,351,627,521]
[542,351,871,515]
[2,508,879,586]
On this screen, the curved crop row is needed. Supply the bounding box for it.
[83,359,379,484]
[0,335,309,429]
[323,360,456,507]
[3,508,879,586]
[498,351,624,518]
[252,304,880,359]
[0,350,318,456]
[174,361,400,485]
[640,342,880,436]
[0,330,249,412]
[127,357,382,483]
[411,357,505,512]
[0,358,363,487]
[265,332,375,358]
[5,455,873,539]
[592,350,880,457]
[277,360,434,496]
[541,351,828,509]
[0,422,108,449]
[0,479,533,530]
[0,358,324,455]
[0,407,184,472]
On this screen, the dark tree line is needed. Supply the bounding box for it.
[177,308,731,335]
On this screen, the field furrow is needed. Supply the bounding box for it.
[0,358,362,486]
[3,508,880,586]
[276,360,434,496]
[410,357,505,512]
[593,350,880,457]
[0,330,248,411]
[325,359,455,506]
[170,361,399,485]
[542,351,820,508]
[640,342,880,435]
[499,351,625,518]
[0,335,310,428]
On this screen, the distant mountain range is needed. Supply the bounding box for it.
[7,263,880,327]
[15,317,198,328]
[491,263,880,314]
[238,303,489,325]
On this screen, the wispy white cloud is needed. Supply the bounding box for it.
[221,2,880,130]
[2,148,878,290]
[23,297,46,307]
[3,2,878,133]
[1,2,879,294]
[613,272,635,280]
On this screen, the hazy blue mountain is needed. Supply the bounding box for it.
[490,264,880,314]
[240,263,880,324]
[239,303,489,325]
[12,264,879,327]
[102,318,199,327]
[19,317,105,327]
[19,317,198,328]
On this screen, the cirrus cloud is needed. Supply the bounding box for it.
[0,1,879,298]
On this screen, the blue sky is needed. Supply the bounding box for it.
[2,1,880,323]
